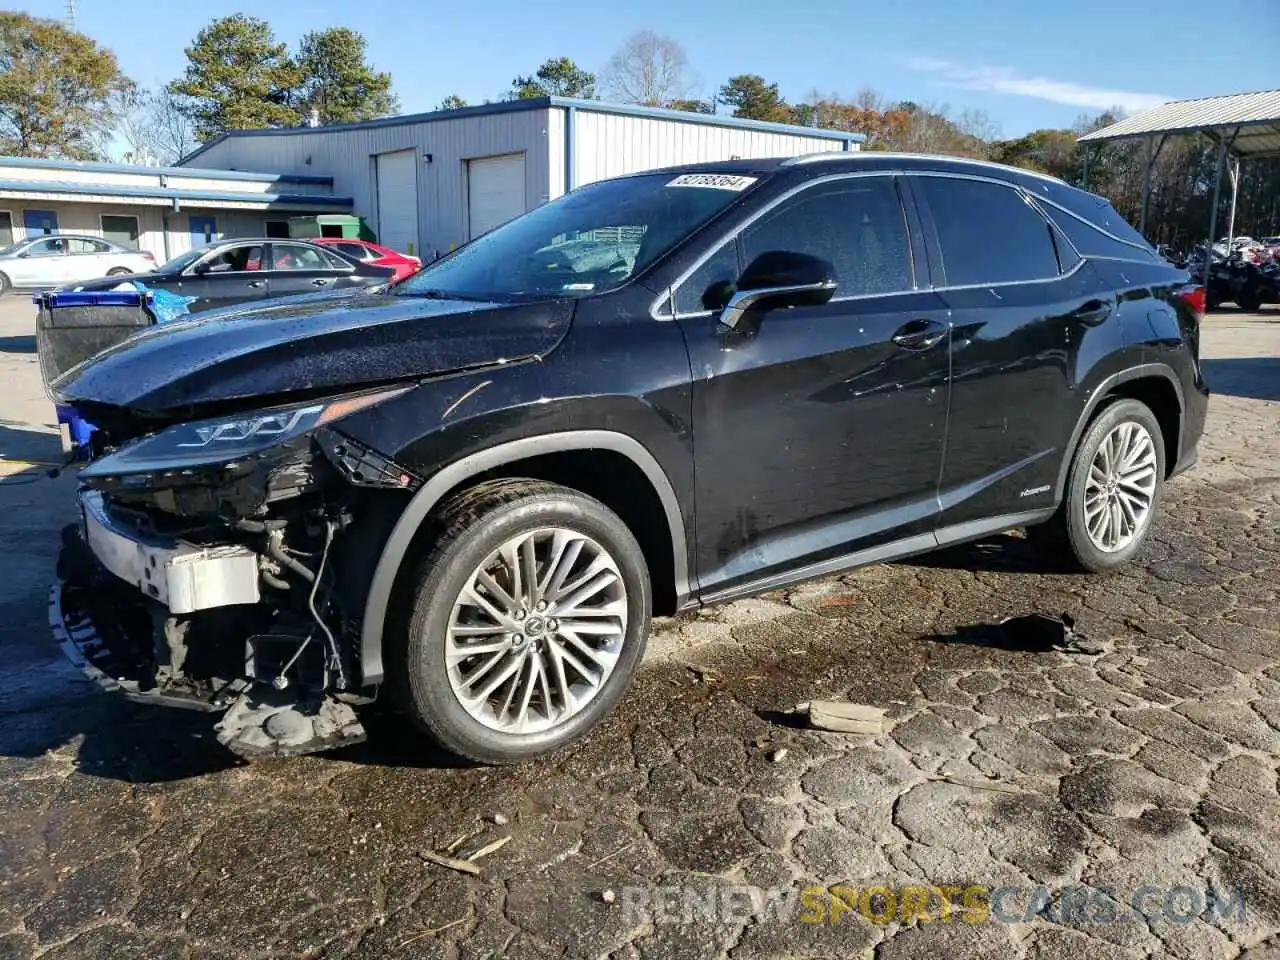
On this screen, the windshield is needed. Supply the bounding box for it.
[158,248,207,273]
[0,241,25,257]
[395,171,759,301]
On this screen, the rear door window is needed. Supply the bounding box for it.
[915,176,1060,286]
[270,244,330,271]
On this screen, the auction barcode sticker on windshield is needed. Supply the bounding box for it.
[666,173,758,191]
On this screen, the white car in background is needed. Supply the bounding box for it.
[0,234,156,294]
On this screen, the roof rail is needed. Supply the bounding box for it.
[779,150,851,165]
[781,150,1069,185]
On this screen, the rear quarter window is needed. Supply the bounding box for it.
[336,243,371,260]
[1040,185,1158,263]
[1043,206,1160,263]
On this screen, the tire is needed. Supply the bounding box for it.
[392,478,651,764]
[106,267,132,277]
[0,272,9,296]
[1029,398,1166,573]
[1235,284,1261,313]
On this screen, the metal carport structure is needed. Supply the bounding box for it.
[1077,89,1280,259]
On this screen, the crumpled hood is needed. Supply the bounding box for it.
[52,290,574,415]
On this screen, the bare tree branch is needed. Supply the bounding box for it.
[602,31,693,107]
[115,88,196,165]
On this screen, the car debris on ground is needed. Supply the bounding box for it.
[419,830,512,875]
[804,700,890,735]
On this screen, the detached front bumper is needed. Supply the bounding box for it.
[79,489,260,613]
[51,500,253,711]
[52,489,368,756]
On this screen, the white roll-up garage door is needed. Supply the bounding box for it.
[467,153,526,239]
[376,149,419,254]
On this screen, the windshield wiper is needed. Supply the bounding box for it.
[396,288,493,303]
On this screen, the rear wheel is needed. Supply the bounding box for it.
[0,272,9,295]
[1029,398,1166,573]
[1235,284,1262,312]
[393,479,651,764]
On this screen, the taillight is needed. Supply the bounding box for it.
[1177,284,1205,319]
[143,252,156,262]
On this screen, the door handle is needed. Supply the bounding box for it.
[1073,299,1113,325]
[247,280,265,288]
[891,318,948,351]
[312,278,330,286]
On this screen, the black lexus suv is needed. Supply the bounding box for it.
[48,153,1208,763]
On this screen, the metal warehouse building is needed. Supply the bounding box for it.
[180,96,863,261]
[0,157,353,262]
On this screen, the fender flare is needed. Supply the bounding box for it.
[1053,362,1185,501]
[359,429,691,686]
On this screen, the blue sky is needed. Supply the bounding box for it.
[17,0,1280,139]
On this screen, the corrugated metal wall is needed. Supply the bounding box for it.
[186,109,557,260]
[570,111,854,188]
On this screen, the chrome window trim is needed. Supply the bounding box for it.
[651,166,1151,323]
[924,256,1087,295]
[671,285,941,322]
[653,170,917,322]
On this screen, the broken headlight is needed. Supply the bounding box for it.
[81,387,410,480]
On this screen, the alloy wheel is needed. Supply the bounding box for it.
[445,527,628,734]
[1084,421,1158,552]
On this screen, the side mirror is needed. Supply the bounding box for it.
[192,260,211,275]
[720,251,836,329]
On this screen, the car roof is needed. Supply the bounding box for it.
[192,237,327,251]
[630,151,1074,192]
[22,233,118,243]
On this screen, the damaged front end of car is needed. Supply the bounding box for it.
[52,387,422,758]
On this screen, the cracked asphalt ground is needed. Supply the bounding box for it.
[2,297,1280,960]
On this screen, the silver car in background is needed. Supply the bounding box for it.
[0,235,157,294]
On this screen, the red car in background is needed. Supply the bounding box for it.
[313,238,422,282]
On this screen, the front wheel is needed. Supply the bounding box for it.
[106,267,132,277]
[1029,398,1166,573]
[393,479,651,764]
[0,272,9,295]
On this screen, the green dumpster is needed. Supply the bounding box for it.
[288,214,375,242]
